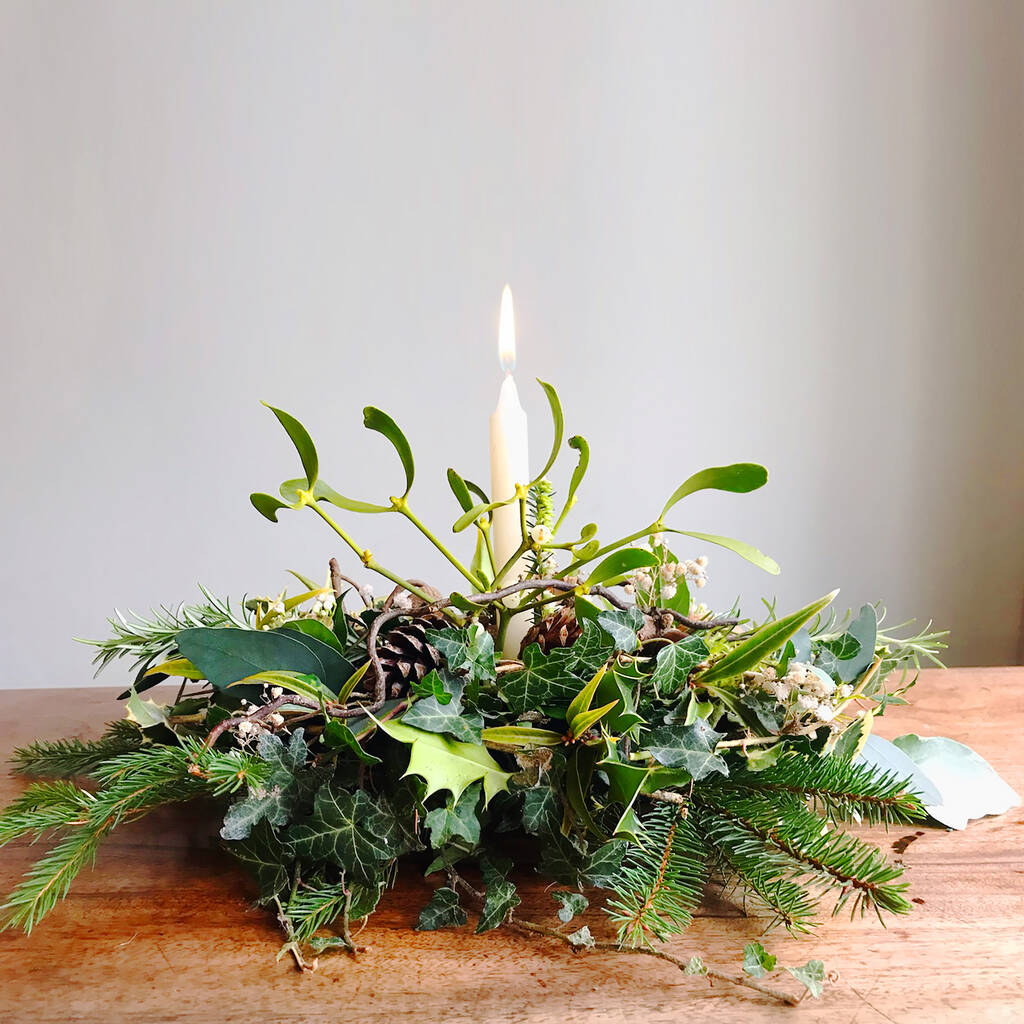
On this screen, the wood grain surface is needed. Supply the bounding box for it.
[0,668,1021,1023]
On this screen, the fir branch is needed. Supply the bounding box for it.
[11,720,144,778]
[0,782,93,848]
[605,806,708,947]
[78,585,252,675]
[285,879,351,943]
[698,790,913,921]
[2,746,209,932]
[716,756,926,826]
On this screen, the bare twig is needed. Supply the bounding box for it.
[330,558,373,607]
[655,607,741,631]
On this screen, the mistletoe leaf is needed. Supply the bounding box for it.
[250,492,297,523]
[643,720,728,781]
[446,468,475,512]
[287,786,398,883]
[584,549,659,587]
[363,406,414,498]
[262,403,318,488]
[416,887,467,930]
[660,463,767,520]
[650,636,709,695]
[529,379,565,486]
[667,529,780,575]
[374,717,512,805]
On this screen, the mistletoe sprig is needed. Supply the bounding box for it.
[2,381,960,1006]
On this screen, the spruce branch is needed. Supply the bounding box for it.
[11,720,144,778]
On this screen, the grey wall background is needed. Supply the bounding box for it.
[1,1,1022,688]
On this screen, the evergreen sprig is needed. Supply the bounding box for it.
[11,720,143,778]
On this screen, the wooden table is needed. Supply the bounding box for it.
[1,668,1021,1023]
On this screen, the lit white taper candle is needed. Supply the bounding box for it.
[489,285,531,659]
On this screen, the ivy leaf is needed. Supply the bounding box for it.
[643,720,728,781]
[595,608,645,653]
[424,783,482,849]
[650,636,709,695]
[374,716,512,805]
[476,878,520,933]
[363,406,414,498]
[220,729,308,841]
[684,956,708,976]
[401,674,484,743]
[410,671,454,705]
[552,890,588,923]
[424,624,495,691]
[522,787,562,835]
[416,887,467,930]
[501,621,613,715]
[786,959,826,998]
[224,818,290,903]
[743,941,777,978]
[288,786,397,883]
[582,839,629,887]
[567,925,595,949]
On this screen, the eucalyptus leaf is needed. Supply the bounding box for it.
[855,734,942,806]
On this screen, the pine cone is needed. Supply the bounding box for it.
[377,615,447,697]
[519,604,582,657]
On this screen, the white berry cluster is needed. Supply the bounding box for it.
[744,661,855,729]
[626,555,708,600]
[309,591,336,622]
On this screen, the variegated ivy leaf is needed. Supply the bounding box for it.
[650,635,709,695]
[552,890,589,923]
[643,720,728,781]
[595,608,645,653]
[787,959,826,998]
[220,729,308,841]
[743,941,777,978]
[416,886,466,930]
[684,956,708,976]
[567,925,595,948]
[424,782,482,849]
[424,624,495,689]
[476,878,520,933]
[288,786,398,884]
[400,672,484,743]
[223,818,290,903]
[501,621,613,715]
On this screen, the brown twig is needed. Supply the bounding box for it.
[329,557,373,607]
[655,607,741,631]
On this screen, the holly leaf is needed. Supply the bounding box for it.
[650,636,709,695]
[416,887,466,930]
[643,720,728,781]
[375,716,512,805]
[595,608,645,653]
[476,878,520,933]
[424,783,482,849]
[220,729,308,840]
[743,941,777,978]
[224,818,290,903]
[787,959,826,998]
[401,674,484,743]
[552,890,588,923]
[288,786,398,883]
[424,624,496,691]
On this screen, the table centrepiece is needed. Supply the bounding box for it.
[2,361,1017,1006]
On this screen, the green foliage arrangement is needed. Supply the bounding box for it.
[2,382,958,1005]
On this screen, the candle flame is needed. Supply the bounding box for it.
[498,284,516,373]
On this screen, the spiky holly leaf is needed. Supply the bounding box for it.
[416,886,466,930]
[743,941,777,978]
[224,818,290,903]
[501,621,613,715]
[595,608,645,653]
[787,960,826,998]
[375,717,511,805]
[650,635,709,695]
[220,729,308,841]
[401,673,484,743]
[643,720,728,781]
[553,890,588,923]
[288,786,397,884]
[424,783,481,849]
